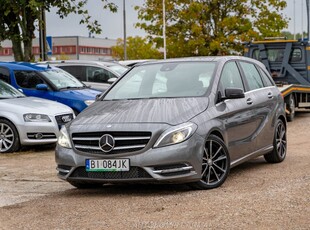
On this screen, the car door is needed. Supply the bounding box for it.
[215,61,258,164]
[13,70,55,100]
[238,61,276,152]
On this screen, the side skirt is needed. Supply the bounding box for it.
[230,145,273,168]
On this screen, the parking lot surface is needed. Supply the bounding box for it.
[0,113,309,229]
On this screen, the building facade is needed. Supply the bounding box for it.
[0,36,117,61]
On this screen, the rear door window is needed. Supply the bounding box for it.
[239,62,264,91]
[86,66,117,83]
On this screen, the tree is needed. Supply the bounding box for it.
[135,0,288,57]
[111,36,162,60]
[281,31,308,40]
[0,0,117,61]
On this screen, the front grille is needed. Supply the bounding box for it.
[55,113,74,128]
[27,132,56,139]
[72,131,152,154]
[70,166,152,179]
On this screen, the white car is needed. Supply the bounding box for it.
[40,60,129,92]
[0,80,74,153]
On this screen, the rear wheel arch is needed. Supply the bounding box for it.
[278,115,286,128]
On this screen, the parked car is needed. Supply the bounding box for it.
[0,62,101,114]
[56,56,287,189]
[0,79,74,153]
[41,60,129,92]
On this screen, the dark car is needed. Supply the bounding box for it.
[41,60,129,92]
[0,62,101,114]
[56,56,287,189]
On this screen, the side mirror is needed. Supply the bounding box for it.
[225,88,245,99]
[36,84,48,90]
[107,77,117,84]
[95,93,102,101]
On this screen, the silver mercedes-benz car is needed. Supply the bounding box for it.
[56,56,287,189]
[0,80,74,153]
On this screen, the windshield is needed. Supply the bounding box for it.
[104,61,215,100]
[0,80,25,99]
[108,65,128,75]
[41,69,85,90]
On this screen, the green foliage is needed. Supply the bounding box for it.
[281,31,308,40]
[111,36,162,60]
[0,0,117,61]
[135,0,288,57]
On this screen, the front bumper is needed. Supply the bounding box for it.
[55,133,205,184]
[17,122,60,145]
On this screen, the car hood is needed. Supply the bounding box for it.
[0,97,73,115]
[72,97,209,126]
[54,88,101,101]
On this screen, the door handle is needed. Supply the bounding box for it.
[246,98,253,105]
[268,92,273,99]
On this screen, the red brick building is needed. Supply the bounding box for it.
[0,36,117,61]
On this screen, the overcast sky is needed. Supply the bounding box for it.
[45,0,307,40]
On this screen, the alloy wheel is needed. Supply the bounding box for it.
[0,123,15,153]
[201,136,229,187]
[275,121,287,159]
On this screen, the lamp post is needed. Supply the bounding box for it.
[163,0,166,59]
[293,0,296,39]
[123,0,127,60]
[307,0,310,40]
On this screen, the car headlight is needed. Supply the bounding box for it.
[84,100,95,106]
[23,114,51,122]
[57,126,72,149]
[154,122,197,148]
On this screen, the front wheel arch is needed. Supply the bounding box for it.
[0,118,21,153]
[189,134,230,190]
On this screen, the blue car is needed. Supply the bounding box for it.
[0,62,101,114]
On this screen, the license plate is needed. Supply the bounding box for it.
[85,159,130,172]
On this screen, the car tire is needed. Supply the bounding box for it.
[264,119,287,163]
[190,135,230,189]
[286,94,295,122]
[68,180,103,189]
[0,119,20,153]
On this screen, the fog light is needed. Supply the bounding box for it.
[35,133,43,139]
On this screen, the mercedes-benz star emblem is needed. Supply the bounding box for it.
[99,134,115,152]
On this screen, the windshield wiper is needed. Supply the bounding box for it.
[59,86,84,90]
